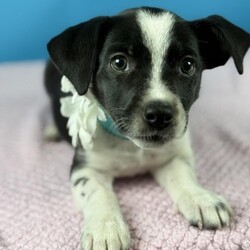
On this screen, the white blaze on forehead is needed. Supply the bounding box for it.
[137,10,175,102]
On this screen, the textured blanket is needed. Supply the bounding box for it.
[0,53,250,250]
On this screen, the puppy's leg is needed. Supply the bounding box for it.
[152,137,232,229]
[71,146,131,250]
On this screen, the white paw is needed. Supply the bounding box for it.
[81,214,131,250]
[176,188,232,229]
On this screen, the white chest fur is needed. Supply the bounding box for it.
[85,126,193,177]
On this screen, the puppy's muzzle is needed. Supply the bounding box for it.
[143,101,173,130]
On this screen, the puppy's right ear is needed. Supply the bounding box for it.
[47,17,112,95]
[189,16,250,74]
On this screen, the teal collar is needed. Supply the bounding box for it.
[98,111,128,140]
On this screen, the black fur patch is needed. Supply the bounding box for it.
[162,18,203,111]
[73,177,89,187]
[93,13,151,135]
[70,144,86,176]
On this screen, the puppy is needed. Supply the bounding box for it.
[44,7,250,250]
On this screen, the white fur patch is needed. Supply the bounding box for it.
[137,10,175,102]
[135,10,187,139]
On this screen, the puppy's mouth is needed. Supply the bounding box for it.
[128,132,174,149]
[135,134,165,142]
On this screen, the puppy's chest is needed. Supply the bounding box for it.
[86,140,176,177]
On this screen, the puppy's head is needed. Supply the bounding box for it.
[48,7,250,149]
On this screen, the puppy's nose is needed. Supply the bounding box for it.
[143,102,173,129]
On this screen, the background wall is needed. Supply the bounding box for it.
[1,0,249,62]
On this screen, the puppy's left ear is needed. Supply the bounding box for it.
[47,17,112,95]
[189,15,250,74]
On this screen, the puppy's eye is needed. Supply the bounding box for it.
[180,57,195,76]
[110,55,129,72]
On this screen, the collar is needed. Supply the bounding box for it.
[98,111,128,140]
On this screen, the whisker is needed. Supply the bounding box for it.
[117,122,129,131]
[115,117,130,132]
[197,39,209,44]
[109,117,128,131]
[117,120,128,130]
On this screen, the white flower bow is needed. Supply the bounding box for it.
[60,76,106,150]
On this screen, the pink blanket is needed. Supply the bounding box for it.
[0,53,250,250]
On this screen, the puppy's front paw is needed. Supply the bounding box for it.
[176,188,232,230]
[81,214,131,250]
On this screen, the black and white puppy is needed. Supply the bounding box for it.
[45,7,250,250]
